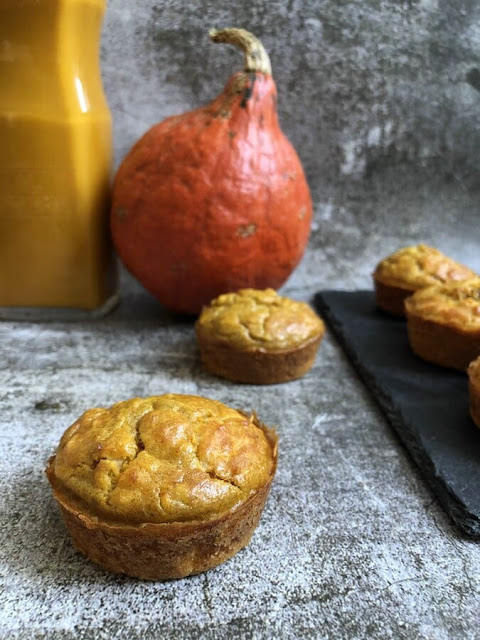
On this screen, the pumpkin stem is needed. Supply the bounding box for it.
[209,28,272,76]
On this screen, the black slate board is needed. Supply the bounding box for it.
[315,290,480,538]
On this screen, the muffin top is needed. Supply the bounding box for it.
[373,245,475,291]
[50,394,277,525]
[405,278,480,332]
[196,288,325,352]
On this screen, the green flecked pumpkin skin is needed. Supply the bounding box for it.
[111,31,312,314]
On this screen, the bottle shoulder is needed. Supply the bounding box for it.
[0,1,109,117]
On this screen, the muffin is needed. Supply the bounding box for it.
[405,277,480,370]
[468,356,480,429]
[46,394,278,580]
[373,244,475,316]
[195,288,325,384]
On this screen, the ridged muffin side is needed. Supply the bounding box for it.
[373,245,475,316]
[46,394,278,580]
[468,356,480,429]
[195,288,325,384]
[405,278,480,370]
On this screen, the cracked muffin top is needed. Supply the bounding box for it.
[405,278,480,331]
[50,394,277,525]
[373,245,475,291]
[196,288,324,352]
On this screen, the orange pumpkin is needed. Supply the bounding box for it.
[111,28,312,314]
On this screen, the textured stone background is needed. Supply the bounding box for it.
[1,1,480,638]
[103,0,480,185]
[102,0,480,284]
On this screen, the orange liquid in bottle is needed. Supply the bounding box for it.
[0,0,117,319]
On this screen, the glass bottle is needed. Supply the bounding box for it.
[0,0,118,320]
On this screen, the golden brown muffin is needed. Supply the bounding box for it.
[373,244,476,316]
[405,277,480,370]
[468,356,480,429]
[46,394,278,580]
[195,288,325,384]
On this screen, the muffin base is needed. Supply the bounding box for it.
[197,334,323,384]
[468,380,480,429]
[468,361,480,429]
[373,279,413,316]
[46,422,278,581]
[406,313,480,371]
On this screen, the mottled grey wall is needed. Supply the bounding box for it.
[101,0,480,288]
[102,1,480,179]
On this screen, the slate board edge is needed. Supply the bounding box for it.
[314,291,480,539]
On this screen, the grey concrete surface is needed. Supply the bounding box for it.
[1,0,480,638]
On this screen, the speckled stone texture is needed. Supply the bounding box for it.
[1,0,480,638]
